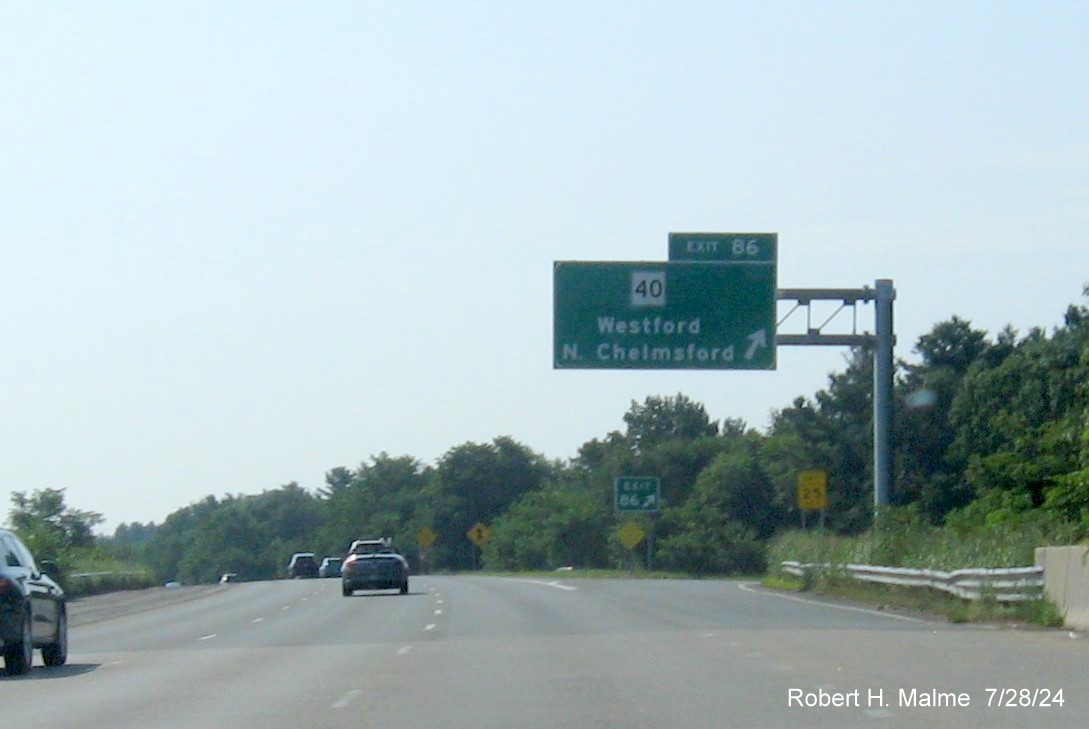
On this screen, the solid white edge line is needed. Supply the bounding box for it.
[737,581,928,624]
[498,577,577,591]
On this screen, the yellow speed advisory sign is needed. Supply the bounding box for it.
[797,470,828,511]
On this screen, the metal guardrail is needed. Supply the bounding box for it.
[781,561,1045,602]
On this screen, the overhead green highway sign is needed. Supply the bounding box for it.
[553,261,776,370]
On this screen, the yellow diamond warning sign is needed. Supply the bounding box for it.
[467,523,492,548]
[617,522,646,550]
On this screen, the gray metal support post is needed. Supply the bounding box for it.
[872,279,896,509]
[777,280,897,516]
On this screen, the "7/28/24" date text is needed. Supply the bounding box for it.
[986,688,1064,707]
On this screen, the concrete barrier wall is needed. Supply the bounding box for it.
[1035,546,1089,630]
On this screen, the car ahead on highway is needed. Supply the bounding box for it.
[347,538,390,555]
[0,528,68,676]
[341,541,409,596]
[287,552,319,579]
[318,557,342,578]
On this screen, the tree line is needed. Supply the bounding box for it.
[10,290,1089,584]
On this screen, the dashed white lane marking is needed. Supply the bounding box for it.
[198,634,217,641]
[252,618,264,623]
[434,609,443,616]
[331,690,362,709]
[281,605,291,611]
[397,645,412,656]
[424,623,437,632]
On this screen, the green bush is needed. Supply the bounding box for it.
[656,520,766,575]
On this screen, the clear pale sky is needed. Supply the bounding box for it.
[3,2,1086,533]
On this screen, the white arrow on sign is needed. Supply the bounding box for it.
[745,329,768,360]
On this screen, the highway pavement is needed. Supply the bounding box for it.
[2,575,1086,728]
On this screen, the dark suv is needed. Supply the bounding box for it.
[287,552,319,579]
[1,529,68,675]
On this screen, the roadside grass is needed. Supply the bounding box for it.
[768,505,1082,571]
[61,557,158,598]
[760,573,1066,627]
[760,574,805,592]
[764,511,1071,628]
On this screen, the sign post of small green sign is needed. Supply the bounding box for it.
[553,261,776,370]
[615,476,661,513]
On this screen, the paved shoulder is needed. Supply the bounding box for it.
[68,585,227,627]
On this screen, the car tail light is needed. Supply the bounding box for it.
[0,577,12,594]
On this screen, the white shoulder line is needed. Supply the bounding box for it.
[737,581,929,624]
[499,577,577,591]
